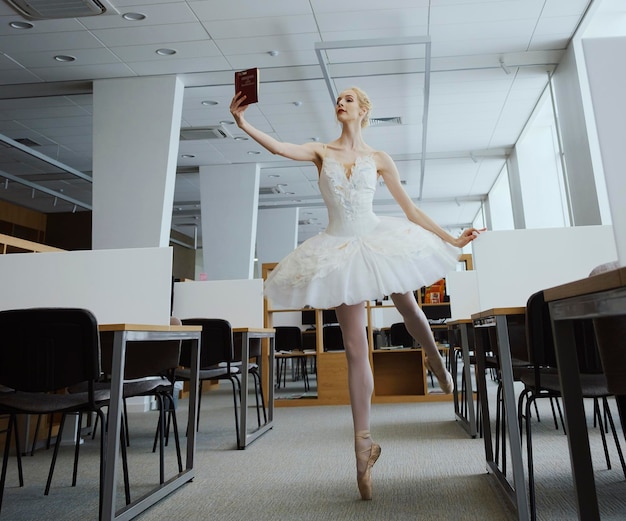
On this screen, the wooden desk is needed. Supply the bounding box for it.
[448,319,477,438]
[233,327,275,449]
[544,267,626,521]
[472,308,529,521]
[99,324,202,521]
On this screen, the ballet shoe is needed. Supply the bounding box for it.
[355,431,381,500]
[425,357,454,394]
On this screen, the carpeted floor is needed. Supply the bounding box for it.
[1,373,625,521]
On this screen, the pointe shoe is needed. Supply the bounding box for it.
[355,432,381,500]
[425,357,453,394]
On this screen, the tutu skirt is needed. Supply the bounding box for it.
[264,215,460,309]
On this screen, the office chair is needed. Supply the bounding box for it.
[0,308,108,516]
[274,326,310,391]
[518,291,626,521]
[176,318,265,448]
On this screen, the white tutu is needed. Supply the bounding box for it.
[265,215,460,309]
[264,154,461,309]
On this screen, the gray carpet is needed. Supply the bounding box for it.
[1,376,625,521]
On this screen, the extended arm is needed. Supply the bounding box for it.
[230,92,322,165]
[377,151,483,248]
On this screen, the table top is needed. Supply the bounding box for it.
[99,324,202,332]
[471,307,526,320]
[544,266,626,302]
[447,319,473,325]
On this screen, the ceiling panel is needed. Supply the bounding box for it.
[0,0,616,249]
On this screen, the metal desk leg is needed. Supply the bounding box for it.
[551,318,600,521]
[460,324,478,438]
[238,332,275,449]
[101,331,127,521]
[495,316,530,521]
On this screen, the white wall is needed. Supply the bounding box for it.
[172,279,264,328]
[471,225,617,309]
[256,207,299,274]
[583,36,626,267]
[0,247,173,325]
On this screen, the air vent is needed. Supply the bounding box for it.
[14,137,41,147]
[180,126,232,140]
[3,0,118,19]
[259,185,285,195]
[368,117,402,127]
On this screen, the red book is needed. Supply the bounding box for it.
[235,68,259,106]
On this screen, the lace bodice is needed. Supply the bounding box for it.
[319,155,380,237]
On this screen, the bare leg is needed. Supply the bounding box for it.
[390,292,453,393]
[335,303,380,499]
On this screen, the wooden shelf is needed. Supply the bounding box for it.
[262,261,468,406]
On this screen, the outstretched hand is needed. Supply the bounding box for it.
[454,227,486,248]
[230,92,249,127]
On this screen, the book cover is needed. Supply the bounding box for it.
[235,67,259,105]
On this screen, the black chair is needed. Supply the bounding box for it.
[0,308,108,516]
[274,326,309,391]
[176,318,265,448]
[389,322,414,347]
[518,291,626,521]
[322,324,344,351]
[100,325,183,488]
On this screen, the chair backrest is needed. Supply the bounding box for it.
[526,291,603,377]
[390,322,414,348]
[180,318,234,369]
[275,326,303,352]
[323,324,344,351]
[0,307,101,393]
[525,290,556,368]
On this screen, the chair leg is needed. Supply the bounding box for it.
[230,377,241,448]
[11,418,24,487]
[603,397,626,479]
[45,413,67,495]
[72,412,83,486]
[0,415,20,514]
[594,398,612,470]
[119,415,131,505]
[165,393,183,473]
[525,395,538,521]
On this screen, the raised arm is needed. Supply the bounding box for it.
[230,92,322,165]
[377,151,483,248]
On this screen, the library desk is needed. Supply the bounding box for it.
[545,266,626,521]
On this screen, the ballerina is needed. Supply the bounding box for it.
[230,86,482,500]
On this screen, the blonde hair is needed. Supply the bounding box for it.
[341,86,373,128]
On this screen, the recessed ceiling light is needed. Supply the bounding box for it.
[181,154,196,158]
[9,21,33,29]
[268,174,280,178]
[293,101,302,107]
[156,48,176,56]
[54,55,76,62]
[247,151,261,155]
[122,12,146,21]
[201,100,218,106]
[268,50,279,57]
[219,120,235,125]
[234,136,249,141]
[310,137,320,142]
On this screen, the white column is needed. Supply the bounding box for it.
[200,163,260,279]
[583,36,626,266]
[92,76,184,249]
[256,207,299,273]
[552,44,603,226]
